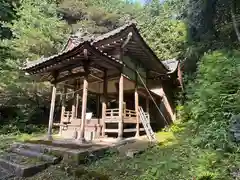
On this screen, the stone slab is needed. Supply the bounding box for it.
[0,152,50,177]
[0,166,14,180]
[11,147,60,164]
[117,139,155,158]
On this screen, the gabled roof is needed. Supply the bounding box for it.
[23,22,169,74]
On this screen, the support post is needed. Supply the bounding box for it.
[102,70,107,137]
[135,80,140,137]
[118,74,124,139]
[59,86,67,135]
[47,84,57,140]
[75,80,80,118]
[78,75,88,142]
[71,82,77,119]
[75,93,80,118]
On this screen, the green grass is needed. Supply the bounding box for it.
[22,121,240,180]
[0,132,45,151]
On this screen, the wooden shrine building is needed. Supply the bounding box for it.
[23,23,180,142]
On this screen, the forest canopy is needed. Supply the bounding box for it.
[0,0,240,146]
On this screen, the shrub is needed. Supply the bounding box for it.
[184,50,240,149]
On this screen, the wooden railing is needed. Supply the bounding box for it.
[105,109,119,118]
[124,109,137,118]
[105,108,137,123]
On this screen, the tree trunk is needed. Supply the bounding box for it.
[231,0,240,42]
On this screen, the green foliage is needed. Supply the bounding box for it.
[5,0,70,59]
[141,18,187,60]
[185,50,240,149]
[0,0,19,39]
[0,0,69,132]
[21,122,239,180]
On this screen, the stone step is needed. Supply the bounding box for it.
[0,152,50,177]
[0,165,14,180]
[10,147,60,164]
[11,142,110,165]
[117,139,155,158]
[12,142,48,154]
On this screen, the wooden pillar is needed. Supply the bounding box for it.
[78,75,88,142]
[71,83,77,119]
[135,82,140,137]
[102,70,107,137]
[118,74,124,139]
[59,86,67,135]
[75,93,80,118]
[47,84,57,140]
[75,80,80,118]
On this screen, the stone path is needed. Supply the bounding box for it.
[0,136,153,178]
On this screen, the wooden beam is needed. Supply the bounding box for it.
[118,74,124,139]
[135,75,140,137]
[47,84,57,140]
[90,74,103,81]
[102,70,108,137]
[54,71,86,83]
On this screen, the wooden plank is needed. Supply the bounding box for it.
[47,84,57,140]
[124,128,137,133]
[123,117,137,123]
[104,118,120,123]
[118,74,124,139]
[104,129,118,133]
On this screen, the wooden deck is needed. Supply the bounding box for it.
[55,107,148,139]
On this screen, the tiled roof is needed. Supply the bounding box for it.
[92,23,133,43]
[23,41,88,70]
[23,22,169,72]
